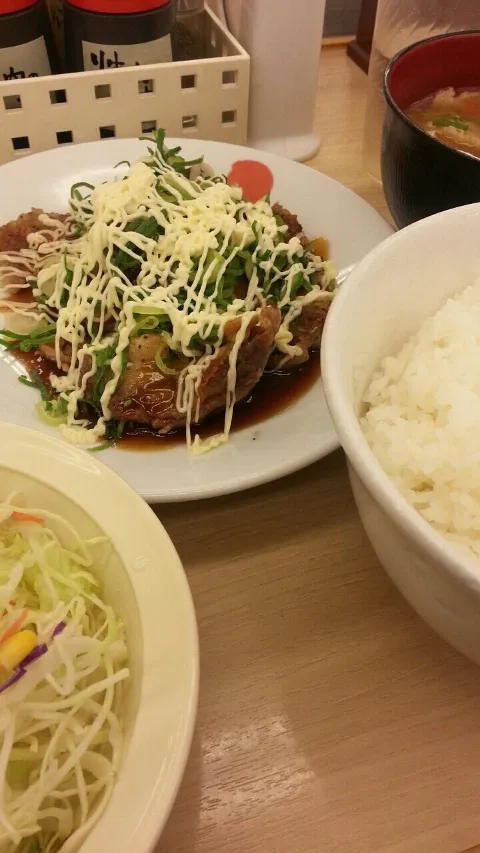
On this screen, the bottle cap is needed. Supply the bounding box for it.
[65,0,170,12]
[0,0,40,13]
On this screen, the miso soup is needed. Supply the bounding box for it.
[406,87,480,159]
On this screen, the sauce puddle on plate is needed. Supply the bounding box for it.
[13,347,320,452]
[121,356,320,451]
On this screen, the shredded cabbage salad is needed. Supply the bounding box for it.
[0,495,129,852]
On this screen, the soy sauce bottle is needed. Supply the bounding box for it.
[0,0,56,79]
[176,0,204,61]
[63,0,177,73]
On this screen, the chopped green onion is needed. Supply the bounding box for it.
[103,419,125,441]
[29,370,52,405]
[132,305,168,316]
[111,216,162,272]
[131,315,160,337]
[432,116,469,131]
[147,128,204,174]
[162,173,194,200]
[289,271,307,299]
[91,341,117,408]
[0,324,57,352]
[244,256,254,280]
[22,839,41,853]
[70,181,95,202]
[88,441,114,453]
[18,376,35,389]
[155,128,166,151]
[154,347,181,375]
[35,401,67,427]
[63,255,73,285]
[61,255,73,307]
[70,222,85,239]
[204,249,225,284]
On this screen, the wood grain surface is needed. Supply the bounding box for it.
[155,47,480,853]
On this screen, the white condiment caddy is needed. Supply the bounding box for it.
[0,6,249,166]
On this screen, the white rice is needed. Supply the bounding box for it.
[361,278,480,562]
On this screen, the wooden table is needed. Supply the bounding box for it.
[157,47,480,853]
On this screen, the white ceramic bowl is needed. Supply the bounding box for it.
[0,423,199,853]
[321,203,480,665]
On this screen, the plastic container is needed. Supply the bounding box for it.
[63,0,177,73]
[0,5,249,163]
[224,0,326,162]
[0,0,55,79]
[362,0,480,182]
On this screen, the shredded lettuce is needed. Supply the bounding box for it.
[0,494,129,853]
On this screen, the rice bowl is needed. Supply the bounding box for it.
[361,278,480,563]
[321,202,480,665]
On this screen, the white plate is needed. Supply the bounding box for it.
[0,138,393,502]
[0,422,198,853]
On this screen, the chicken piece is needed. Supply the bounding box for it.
[39,335,184,427]
[109,335,181,431]
[0,209,68,294]
[196,304,280,421]
[0,209,65,253]
[268,299,330,370]
[272,203,303,240]
[109,305,281,431]
[270,205,331,368]
[39,342,71,374]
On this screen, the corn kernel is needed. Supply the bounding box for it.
[0,630,36,671]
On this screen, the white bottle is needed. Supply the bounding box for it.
[223,0,326,162]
